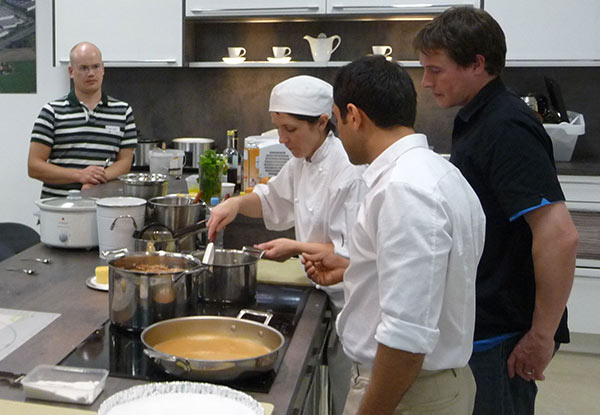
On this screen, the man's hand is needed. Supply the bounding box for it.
[302,251,349,286]
[77,166,107,185]
[507,330,553,381]
[254,238,298,262]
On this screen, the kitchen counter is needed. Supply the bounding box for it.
[0,178,328,415]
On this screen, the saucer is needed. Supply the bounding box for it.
[222,57,246,64]
[85,275,108,292]
[367,54,392,61]
[267,56,292,64]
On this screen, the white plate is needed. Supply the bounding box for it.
[98,381,264,415]
[267,56,291,64]
[222,57,246,64]
[85,276,108,292]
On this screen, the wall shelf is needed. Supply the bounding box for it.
[188,60,422,68]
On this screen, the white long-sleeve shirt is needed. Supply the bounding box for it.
[254,133,367,310]
[336,133,486,370]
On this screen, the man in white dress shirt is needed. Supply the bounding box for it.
[303,55,486,415]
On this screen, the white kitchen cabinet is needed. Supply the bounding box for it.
[568,267,600,334]
[54,0,182,67]
[326,0,479,15]
[485,0,600,63]
[185,0,326,17]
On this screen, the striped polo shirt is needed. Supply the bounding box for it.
[30,90,137,198]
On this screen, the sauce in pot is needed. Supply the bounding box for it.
[154,335,271,360]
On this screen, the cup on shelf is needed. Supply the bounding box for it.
[272,46,291,58]
[227,47,246,58]
[372,45,393,57]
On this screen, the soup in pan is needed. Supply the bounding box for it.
[154,335,271,361]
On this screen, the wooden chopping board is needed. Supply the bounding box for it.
[256,257,312,287]
[0,399,274,415]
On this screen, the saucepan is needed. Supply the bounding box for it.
[108,251,203,331]
[195,246,264,304]
[141,309,284,381]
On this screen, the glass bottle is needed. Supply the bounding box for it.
[224,129,240,189]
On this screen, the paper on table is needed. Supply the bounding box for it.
[0,308,60,362]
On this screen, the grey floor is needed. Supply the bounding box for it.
[536,351,600,415]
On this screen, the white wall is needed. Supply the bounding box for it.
[0,2,69,228]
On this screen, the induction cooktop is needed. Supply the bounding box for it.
[59,284,309,394]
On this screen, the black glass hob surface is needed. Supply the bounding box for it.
[59,284,309,394]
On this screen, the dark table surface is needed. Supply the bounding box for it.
[0,177,327,415]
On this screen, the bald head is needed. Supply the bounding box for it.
[68,41,104,97]
[69,42,102,66]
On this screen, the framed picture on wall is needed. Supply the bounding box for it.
[0,0,36,93]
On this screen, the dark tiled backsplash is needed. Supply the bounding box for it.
[103,65,599,172]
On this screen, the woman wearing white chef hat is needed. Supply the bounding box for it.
[207,74,366,415]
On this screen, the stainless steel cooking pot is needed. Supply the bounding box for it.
[172,137,214,168]
[133,139,161,167]
[119,173,168,200]
[196,247,264,304]
[147,194,207,251]
[141,309,284,381]
[108,251,203,331]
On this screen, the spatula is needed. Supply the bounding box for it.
[202,242,215,265]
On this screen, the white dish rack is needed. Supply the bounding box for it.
[544,111,585,162]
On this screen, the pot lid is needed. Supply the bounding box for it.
[36,190,97,211]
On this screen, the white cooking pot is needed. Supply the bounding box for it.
[96,197,146,257]
[35,190,98,249]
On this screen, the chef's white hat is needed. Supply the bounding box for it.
[269,75,333,117]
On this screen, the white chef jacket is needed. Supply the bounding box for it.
[254,132,366,310]
[336,133,485,370]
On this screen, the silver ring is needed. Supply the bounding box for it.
[525,370,533,375]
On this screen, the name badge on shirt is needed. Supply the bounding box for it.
[105,125,122,135]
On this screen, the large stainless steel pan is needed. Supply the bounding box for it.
[141,309,284,381]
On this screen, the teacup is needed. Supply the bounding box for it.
[272,46,291,58]
[372,45,393,57]
[227,47,246,58]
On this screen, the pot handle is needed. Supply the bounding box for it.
[143,349,192,372]
[242,246,265,259]
[100,247,129,261]
[109,215,139,231]
[237,309,273,326]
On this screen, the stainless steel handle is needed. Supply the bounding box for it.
[237,309,273,326]
[331,4,454,11]
[242,245,265,259]
[319,365,330,415]
[58,59,177,64]
[109,215,139,231]
[190,6,320,13]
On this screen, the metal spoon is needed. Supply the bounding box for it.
[5,268,37,275]
[103,158,110,168]
[21,258,52,265]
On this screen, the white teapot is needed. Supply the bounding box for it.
[303,33,341,62]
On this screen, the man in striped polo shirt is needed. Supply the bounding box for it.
[28,42,137,198]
